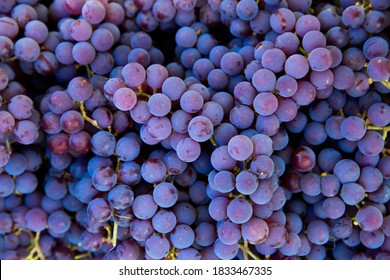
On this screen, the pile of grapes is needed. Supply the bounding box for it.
[0,0,389,260]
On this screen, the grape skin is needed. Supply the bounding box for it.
[0,0,389,262]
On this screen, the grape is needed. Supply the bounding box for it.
[303,31,327,53]
[25,208,48,232]
[340,116,366,141]
[279,232,302,256]
[200,101,224,126]
[194,222,216,247]
[15,172,38,194]
[180,90,204,113]
[176,137,201,163]
[82,0,106,24]
[295,14,320,37]
[152,209,177,234]
[322,197,346,219]
[188,116,214,142]
[153,182,178,208]
[253,92,278,116]
[14,37,40,62]
[308,48,333,71]
[324,111,344,134]
[250,179,274,205]
[229,104,255,129]
[145,235,170,259]
[108,184,134,210]
[242,217,269,245]
[270,8,296,33]
[262,223,288,249]
[115,135,141,162]
[300,173,321,196]
[332,65,356,90]
[363,36,389,60]
[342,5,365,28]
[44,178,68,200]
[141,159,167,184]
[227,198,253,224]
[356,206,384,232]
[75,178,99,204]
[333,159,360,184]
[252,69,276,92]
[360,230,385,249]
[59,110,84,134]
[236,170,258,195]
[367,103,390,127]
[250,155,274,179]
[90,131,116,157]
[48,210,71,234]
[213,238,238,260]
[189,181,209,205]
[0,0,389,261]
[284,54,309,79]
[357,131,384,157]
[285,212,303,234]
[170,224,195,249]
[208,197,229,222]
[358,166,384,193]
[8,95,34,120]
[317,148,342,172]
[291,146,316,172]
[227,135,253,161]
[275,97,298,122]
[72,41,96,65]
[67,77,93,102]
[132,194,158,220]
[307,220,330,245]
[0,111,15,137]
[0,174,15,198]
[113,87,137,111]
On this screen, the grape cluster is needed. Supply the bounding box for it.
[0,0,390,260]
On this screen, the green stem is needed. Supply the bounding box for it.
[367,125,390,140]
[24,231,45,260]
[238,241,260,260]
[79,102,103,130]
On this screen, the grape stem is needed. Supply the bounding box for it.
[368,78,390,89]
[380,80,390,89]
[298,47,308,57]
[242,240,249,260]
[1,56,18,63]
[238,240,260,260]
[115,157,121,173]
[209,135,217,146]
[5,139,12,154]
[79,101,103,130]
[105,221,119,250]
[74,252,92,260]
[165,247,177,260]
[137,92,152,99]
[112,221,118,248]
[85,64,94,79]
[24,231,46,260]
[367,125,390,140]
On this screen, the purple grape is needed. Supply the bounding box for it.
[188,116,214,142]
[145,235,170,259]
[227,135,253,161]
[25,208,48,232]
[356,205,384,233]
[227,198,253,224]
[82,0,106,24]
[270,8,296,33]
